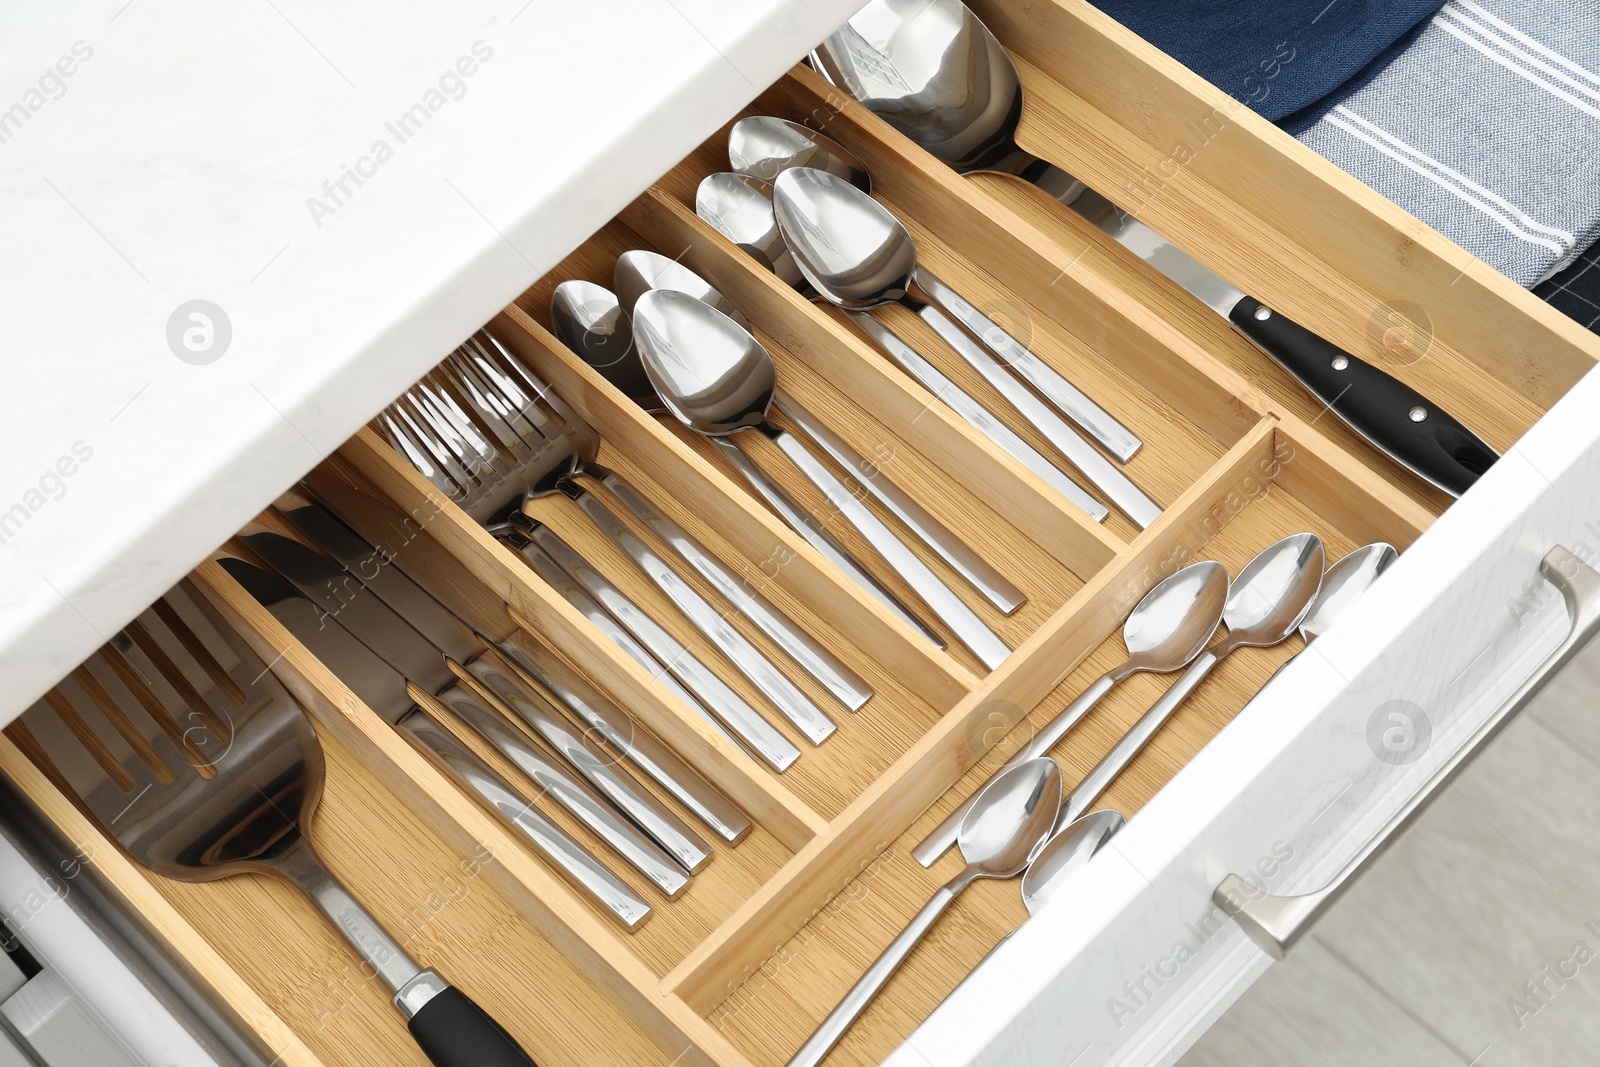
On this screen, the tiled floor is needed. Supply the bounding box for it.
[1180,641,1600,1067]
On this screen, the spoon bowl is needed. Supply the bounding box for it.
[695,174,811,292]
[1021,808,1126,913]
[1219,533,1327,650]
[1123,561,1229,671]
[550,280,658,408]
[631,289,774,436]
[1299,542,1398,642]
[728,116,870,191]
[613,249,752,332]
[772,167,918,310]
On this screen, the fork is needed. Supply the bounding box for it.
[11,578,538,1067]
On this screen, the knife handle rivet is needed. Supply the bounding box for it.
[1409,406,1428,423]
[1331,356,1349,371]
[1253,306,1272,321]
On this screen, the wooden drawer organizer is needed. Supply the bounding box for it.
[5,1,1596,1065]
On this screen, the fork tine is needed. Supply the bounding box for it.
[454,347,548,446]
[152,599,245,707]
[447,352,545,454]
[432,359,523,467]
[398,394,480,497]
[125,619,231,742]
[381,405,463,500]
[98,644,217,779]
[43,688,135,791]
[69,665,174,785]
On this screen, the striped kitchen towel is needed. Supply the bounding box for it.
[1296,0,1600,287]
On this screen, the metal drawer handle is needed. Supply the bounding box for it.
[1215,545,1600,959]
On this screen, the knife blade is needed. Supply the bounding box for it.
[222,538,711,885]
[273,484,754,843]
[215,557,659,927]
[1074,190,1498,497]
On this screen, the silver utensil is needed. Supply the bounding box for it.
[913,560,1227,866]
[773,167,1158,526]
[632,288,1013,670]
[727,115,871,192]
[296,468,754,844]
[472,349,840,746]
[787,758,1062,1067]
[597,257,1027,617]
[376,337,802,773]
[1021,808,1127,912]
[15,579,539,1064]
[698,173,1113,532]
[221,553,694,908]
[1299,542,1398,642]
[1051,533,1325,834]
[587,266,939,643]
[813,0,1498,497]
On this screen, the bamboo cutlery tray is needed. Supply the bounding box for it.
[4,1,1595,1065]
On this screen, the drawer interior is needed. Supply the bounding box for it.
[5,1,1596,1066]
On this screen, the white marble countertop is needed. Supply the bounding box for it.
[0,0,863,718]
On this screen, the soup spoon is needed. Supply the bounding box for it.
[774,167,1159,526]
[632,288,1011,669]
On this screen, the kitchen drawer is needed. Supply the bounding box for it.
[5,2,1600,1066]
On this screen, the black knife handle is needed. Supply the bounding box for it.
[409,985,539,1067]
[1229,296,1498,497]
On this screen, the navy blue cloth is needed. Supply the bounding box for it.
[1537,244,1600,335]
[1089,0,1448,132]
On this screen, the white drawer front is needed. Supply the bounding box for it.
[890,364,1600,1067]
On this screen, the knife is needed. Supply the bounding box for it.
[281,482,755,845]
[228,531,714,885]
[216,557,657,930]
[1069,191,1497,497]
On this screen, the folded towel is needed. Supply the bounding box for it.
[1296,0,1600,287]
[1537,244,1600,334]
[1087,0,1446,127]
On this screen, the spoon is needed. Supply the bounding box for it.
[1299,542,1398,643]
[773,167,1159,526]
[1051,533,1325,834]
[913,559,1228,866]
[632,288,1010,668]
[696,173,814,294]
[549,282,880,713]
[813,0,1498,498]
[1022,808,1128,912]
[787,757,1062,1067]
[728,115,871,191]
[608,247,1027,619]
[591,268,941,645]
[699,170,1120,534]
[550,279,653,407]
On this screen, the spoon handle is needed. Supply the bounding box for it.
[773,390,1026,615]
[566,486,838,746]
[913,268,1142,463]
[846,312,1108,522]
[915,304,1161,528]
[766,427,1013,671]
[600,471,874,711]
[516,529,802,773]
[1058,649,1221,829]
[913,669,1120,867]
[707,436,944,646]
[788,874,971,1067]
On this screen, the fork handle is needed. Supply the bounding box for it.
[404,978,539,1067]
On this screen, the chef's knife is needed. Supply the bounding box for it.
[228,532,714,883]
[1077,192,1497,496]
[216,557,656,929]
[275,485,754,844]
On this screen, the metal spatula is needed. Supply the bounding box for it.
[10,578,538,1067]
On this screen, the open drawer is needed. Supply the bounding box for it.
[5,0,1599,1065]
